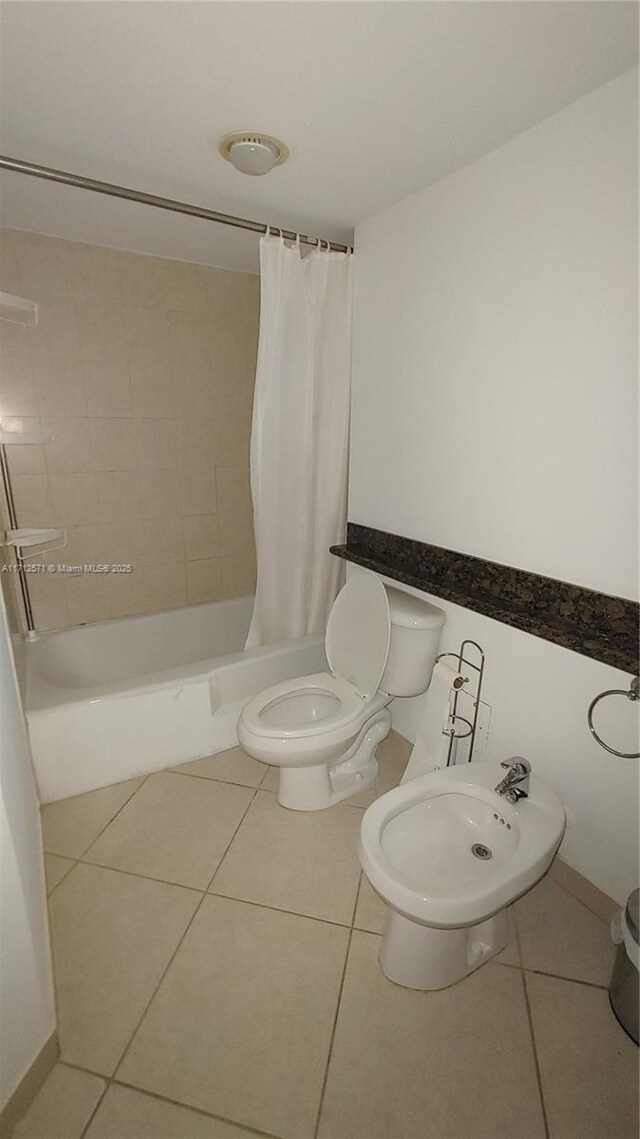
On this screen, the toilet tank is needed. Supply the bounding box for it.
[380,586,446,697]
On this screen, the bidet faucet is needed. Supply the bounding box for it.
[494,757,531,804]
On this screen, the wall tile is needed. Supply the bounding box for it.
[84,357,132,417]
[2,229,259,629]
[118,252,167,307]
[95,471,142,522]
[217,465,252,514]
[0,318,32,355]
[42,418,93,473]
[64,571,114,625]
[3,417,47,475]
[27,571,69,631]
[161,259,209,312]
[220,554,256,598]
[0,351,38,415]
[129,358,174,418]
[180,419,217,470]
[11,473,55,526]
[218,510,255,558]
[138,469,182,519]
[71,242,121,303]
[212,418,250,467]
[15,232,78,304]
[50,473,100,525]
[186,557,224,604]
[183,513,220,561]
[135,417,182,470]
[0,229,23,293]
[32,356,87,417]
[27,299,80,357]
[179,468,218,516]
[64,522,131,567]
[136,517,185,566]
[123,304,169,357]
[110,562,187,618]
[77,300,128,361]
[91,418,138,472]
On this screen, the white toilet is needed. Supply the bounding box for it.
[238,574,446,810]
[359,758,566,989]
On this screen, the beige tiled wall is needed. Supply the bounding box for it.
[0,228,259,630]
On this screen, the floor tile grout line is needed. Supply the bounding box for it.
[523,967,609,992]
[312,873,363,1139]
[111,784,262,1084]
[112,1076,286,1139]
[204,782,262,892]
[258,763,274,789]
[53,851,363,930]
[549,869,612,928]
[43,786,142,1063]
[110,888,210,1083]
[169,767,265,792]
[64,1056,285,1139]
[78,1075,110,1139]
[43,771,152,864]
[45,855,77,898]
[520,969,551,1139]
[313,925,355,1139]
[61,1055,285,1139]
[513,908,550,1139]
[71,857,207,894]
[206,890,355,930]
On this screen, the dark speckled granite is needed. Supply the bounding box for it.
[331,523,639,674]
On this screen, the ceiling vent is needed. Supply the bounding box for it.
[219,132,289,176]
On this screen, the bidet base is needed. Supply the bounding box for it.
[379,908,509,990]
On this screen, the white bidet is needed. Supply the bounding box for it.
[359,761,565,989]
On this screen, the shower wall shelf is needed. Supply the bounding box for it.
[2,528,66,549]
[0,430,53,446]
[0,291,38,325]
[0,409,54,635]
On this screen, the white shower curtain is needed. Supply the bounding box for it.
[245,233,354,648]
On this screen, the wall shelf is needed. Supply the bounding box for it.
[0,291,38,325]
[0,430,53,446]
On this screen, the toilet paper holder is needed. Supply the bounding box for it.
[436,639,485,766]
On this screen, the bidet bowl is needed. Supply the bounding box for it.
[359,761,566,929]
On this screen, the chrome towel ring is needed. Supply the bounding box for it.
[587,676,639,759]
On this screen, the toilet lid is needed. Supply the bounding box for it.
[325,575,390,698]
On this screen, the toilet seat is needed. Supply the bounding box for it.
[241,671,369,739]
[239,574,392,758]
[237,575,401,809]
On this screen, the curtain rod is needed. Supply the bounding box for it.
[0,155,353,254]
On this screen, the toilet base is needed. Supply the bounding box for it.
[379,907,509,990]
[276,707,392,810]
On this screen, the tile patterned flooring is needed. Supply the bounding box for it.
[18,733,638,1139]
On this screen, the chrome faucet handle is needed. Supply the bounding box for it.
[504,786,528,804]
[495,757,532,801]
[500,757,531,774]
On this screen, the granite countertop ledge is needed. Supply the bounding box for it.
[330,525,639,675]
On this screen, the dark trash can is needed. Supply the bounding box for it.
[610,888,639,1044]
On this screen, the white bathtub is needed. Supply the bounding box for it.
[25,596,326,803]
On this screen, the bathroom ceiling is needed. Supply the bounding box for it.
[0,1,636,273]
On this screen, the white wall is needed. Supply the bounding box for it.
[350,70,638,903]
[351,68,638,601]
[0,586,56,1111]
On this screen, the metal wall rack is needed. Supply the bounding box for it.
[435,639,486,766]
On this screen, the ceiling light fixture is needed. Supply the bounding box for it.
[218,131,289,176]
